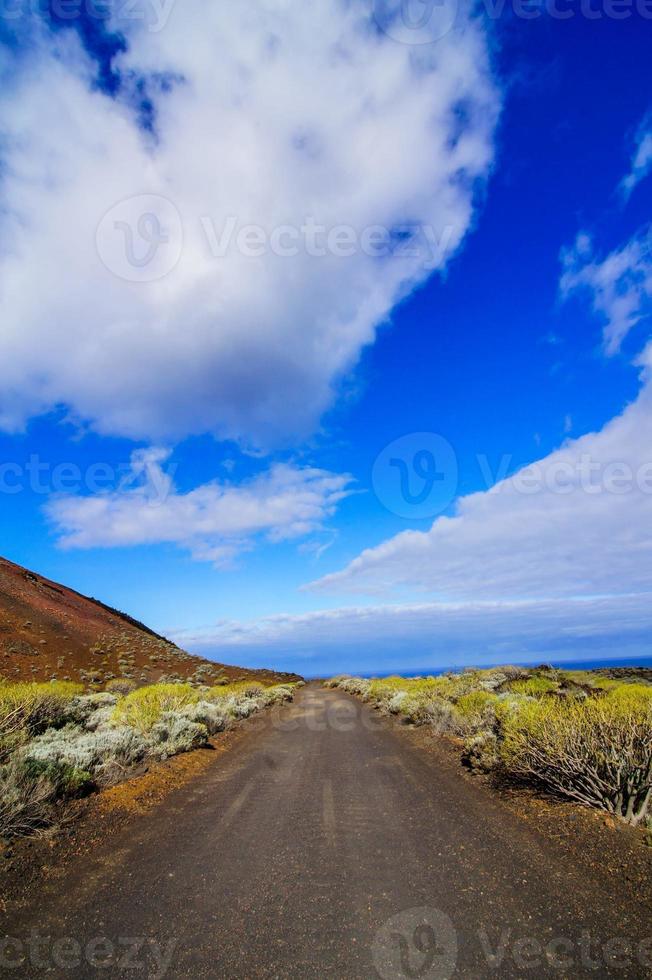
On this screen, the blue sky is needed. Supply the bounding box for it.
[1,2,652,675]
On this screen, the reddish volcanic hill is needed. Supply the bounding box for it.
[0,556,299,687]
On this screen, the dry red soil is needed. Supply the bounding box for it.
[0,555,299,688]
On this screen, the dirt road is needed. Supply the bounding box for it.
[2,685,651,978]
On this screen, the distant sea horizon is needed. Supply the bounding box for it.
[348,654,652,680]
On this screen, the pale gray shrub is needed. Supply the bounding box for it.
[26,725,148,783]
[64,693,117,726]
[387,692,409,715]
[339,678,371,698]
[180,701,230,735]
[402,696,460,732]
[260,687,293,707]
[239,683,265,697]
[149,713,209,757]
[478,671,509,692]
[84,706,115,732]
[235,697,261,718]
[222,695,262,719]
[105,678,137,697]
[323,676,347,689]
[463,731,499,773]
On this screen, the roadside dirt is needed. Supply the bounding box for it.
[401,722,652,911]
[0,722,255,915]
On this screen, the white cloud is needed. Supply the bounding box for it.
[620,113,652,199]
[560,230,652,354]
[0,1,499,448]
[307,356,652,600]
[46,448,353,565]
[171,594,652,676]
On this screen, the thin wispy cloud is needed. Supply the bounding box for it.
[560,230,652,355]
[619,111,652,200]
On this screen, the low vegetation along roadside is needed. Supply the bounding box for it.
[0,677,302,839]
[325,668,652,830]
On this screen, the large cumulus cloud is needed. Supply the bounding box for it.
[0,0,499,447]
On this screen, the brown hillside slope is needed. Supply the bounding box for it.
[0,556,299,687]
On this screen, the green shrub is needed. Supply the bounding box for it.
[401,695,461,732]
[0,758,59,838]
[368,676,456,703]
[499,691,652,825]
[112,683,199,732]
[606,683,652,703]
[20,757,93,798]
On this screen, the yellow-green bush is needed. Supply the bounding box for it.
[368,675,456,704]
[367,677,406,700]
[605,683,652,703]
[499,690,652,825]
[112,683,199,732]
[0,681,83,760]
[456,690,499,720]
[509,676,559,697]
